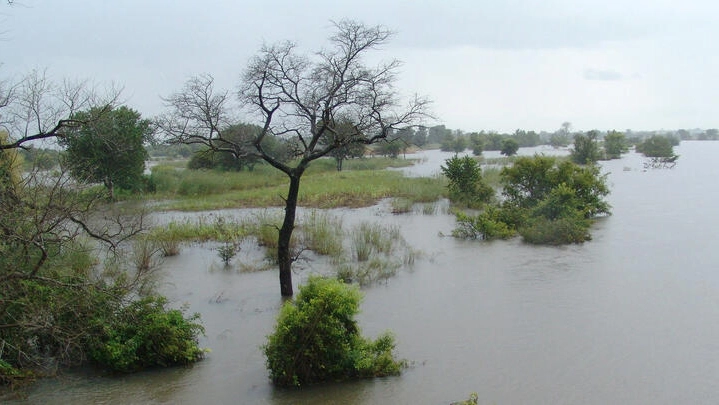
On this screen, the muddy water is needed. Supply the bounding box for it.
[11,142,719,404]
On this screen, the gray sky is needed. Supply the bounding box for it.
[2,0,717,133]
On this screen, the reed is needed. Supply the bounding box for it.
[298,210,344,258]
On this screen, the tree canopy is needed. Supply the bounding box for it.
[60,106,152,199]
[603,130,628,159]
[440,154,493,207]
[636,135,676,158]
[500,138,519,156]
[570,130,602,164]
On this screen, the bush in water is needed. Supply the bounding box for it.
[88,296,205,373]
[263,277,404,386]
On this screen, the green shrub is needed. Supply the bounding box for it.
[89,296,204,373]
[452,208,515,240]
[440,155,494,207]
[452,392,479,405]
[0,359,34,387]
[263,277,404,386]
[519,214,591,245]
[636,135,676,158]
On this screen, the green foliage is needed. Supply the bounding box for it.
[375,139,403,158]
[217,242,241,265]
[0,359,35,387]
[500,156,610,217]
[519,212,591,245]
[263,277,403,386]
[351,222,401,262]
[441,134,468,153]
[453,156,610,245]
[319,119,368,171]
[603,130,628,159]
[187,124,293,171]
[441,155,494,207]
[571,130,602,164]
[500,138,519,156]
[152,163,445,212]
[636,135,677,158]
[453,207,516,240]
[469,132,484,156]
[452,392,479,405]
[88,296,204,373]
[60,106,152,198]
[550,123,572,147]
[19,147,60,171]
[513,129,541,147]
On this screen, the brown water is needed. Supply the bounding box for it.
[9,142,719,404]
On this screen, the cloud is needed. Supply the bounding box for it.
[583,69,623,81]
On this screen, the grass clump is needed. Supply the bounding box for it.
[263,277,404,387]
[298,210,344,259]
[451,392,479,405]
[339,221,415,285]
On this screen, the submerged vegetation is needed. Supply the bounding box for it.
[450,155,610,245]
[263,277,404,387]
[148,210,416,285]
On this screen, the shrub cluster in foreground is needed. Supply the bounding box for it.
[1,144,204,386]
[88,296,204,373]
[263,277,404,387]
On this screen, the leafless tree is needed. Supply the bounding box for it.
[0,69,121,150]
[159,20,431,296]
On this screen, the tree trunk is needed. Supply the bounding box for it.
[278,172,301,296]
[104,177,114,201]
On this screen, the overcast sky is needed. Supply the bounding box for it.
[2,0,717,133]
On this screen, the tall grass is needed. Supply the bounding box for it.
[150,159,446,211]
[351,222,402,262]
[298,210,344,259]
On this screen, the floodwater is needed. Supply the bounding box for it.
[9,142,719,404]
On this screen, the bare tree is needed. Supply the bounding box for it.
[159,20,430,296]
[0,69,120,150]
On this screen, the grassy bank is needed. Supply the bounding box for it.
[149,157,445,211]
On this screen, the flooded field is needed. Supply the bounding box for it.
[11,142,719,404]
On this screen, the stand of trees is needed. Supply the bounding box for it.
[1,72,203,386]
[450,156,610,245]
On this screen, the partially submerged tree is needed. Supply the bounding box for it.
[603,130,628,159]
[500,137,519,156]
[636,134,676,158]
[571,130,602,164]
[440,154,493,207]
[159,20,430,296]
